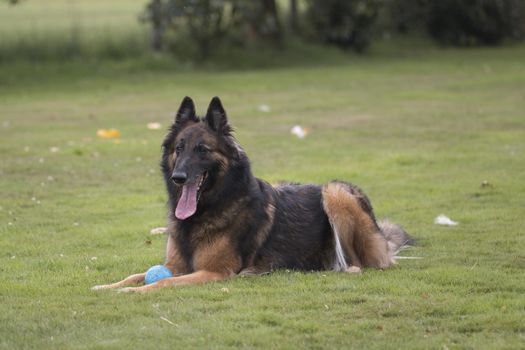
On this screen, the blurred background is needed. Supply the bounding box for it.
[1,0,524,66]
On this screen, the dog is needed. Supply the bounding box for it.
[92,96,412,293]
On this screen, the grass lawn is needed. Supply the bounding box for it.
[1,3,525,349]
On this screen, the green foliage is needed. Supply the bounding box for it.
[229,0,282,43]
[386,0,429,33]
[152,0,227,57]
[305,0,380,52]
[4,0,525,64]
[142,0,282,58]
[425,0,525,45]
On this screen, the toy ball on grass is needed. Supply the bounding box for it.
[145,265,173,285]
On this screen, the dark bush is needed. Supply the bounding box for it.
[143,0,227,58]
[387,0,429,33]
[142,0,282,58]
[305,0,381,52]
[229,0,282,44]
[426,0,525,45]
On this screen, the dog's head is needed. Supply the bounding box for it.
[161,96,243,220]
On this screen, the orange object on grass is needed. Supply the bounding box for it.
[96,129,120,139]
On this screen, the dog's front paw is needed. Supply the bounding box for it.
[91,284,112,291]
[117,286,149,293]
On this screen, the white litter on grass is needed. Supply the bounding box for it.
[434,214,458,226]
[50,146,60,153]
[147,122,162,130]
[150,227,167,235]
[290,125,308,139]
[160,316,177,326]
[258,104,271,113]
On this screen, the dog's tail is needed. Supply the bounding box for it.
[322,181,416,271]
[378,219,413,257]
[323,181,395,270]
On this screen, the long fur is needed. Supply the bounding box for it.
[379,219,413,255]
[92,97,413,293]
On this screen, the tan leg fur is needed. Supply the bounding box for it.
[322,182,392,270]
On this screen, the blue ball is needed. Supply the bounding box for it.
[144,265,174,285]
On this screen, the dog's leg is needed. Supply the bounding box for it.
[322,182,392,271]
[238,265,272,276]
[118,270,228,293]
[91,273,146,291]
[164,232,186,274]
[322,182,362,271]
[118,234,240,292]
[92,232,187,291]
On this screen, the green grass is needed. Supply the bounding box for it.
[1,2,525,349]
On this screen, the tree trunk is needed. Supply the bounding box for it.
[289,0,298,33]
[150,0,164,51]
[262,0,283,43]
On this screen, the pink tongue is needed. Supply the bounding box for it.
[175,182,199,220]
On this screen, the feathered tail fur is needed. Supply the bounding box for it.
[378,219,413,257]
[322,181,414,271]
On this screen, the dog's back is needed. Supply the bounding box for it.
[251,183,334,272]
[245,180,412,274]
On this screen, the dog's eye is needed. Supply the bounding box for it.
[175,144,184,154]
[196,145,208,154]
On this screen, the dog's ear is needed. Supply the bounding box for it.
[205,96,231,135]
[162,97,198,152]
[174,96,198,126]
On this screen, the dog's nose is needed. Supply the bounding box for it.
[171,171,187,185]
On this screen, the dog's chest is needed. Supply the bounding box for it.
[178,225,242,274]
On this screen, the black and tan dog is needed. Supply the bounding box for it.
[92,97,411,293]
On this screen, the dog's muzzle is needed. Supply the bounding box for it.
[171,171,187,185]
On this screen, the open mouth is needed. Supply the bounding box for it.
[175,171,207,220]
[197,171,207,197]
